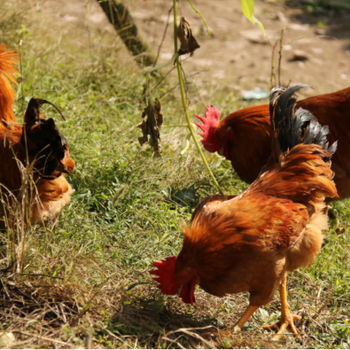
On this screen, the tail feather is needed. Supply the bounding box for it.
[0,44,19,125]
[270,84,336,158]
[23,98,73,179]
[256,84,339,203]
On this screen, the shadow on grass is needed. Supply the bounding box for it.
[107,297,279,349]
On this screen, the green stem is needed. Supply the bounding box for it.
[188,0,210,38]
[173,0,223,194]
[144,53,178,74]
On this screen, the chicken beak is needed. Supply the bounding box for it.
[218,146,224,156]
[177,285,184,296]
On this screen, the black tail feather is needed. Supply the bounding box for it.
[270,84,337,160]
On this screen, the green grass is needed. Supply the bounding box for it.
[0,0,349,348]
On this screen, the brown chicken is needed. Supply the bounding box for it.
[195,87,350,200]
[150,85,338,340]
[0,43,75,226]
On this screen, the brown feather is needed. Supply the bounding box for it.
[215,87,350,199]
[0,43,74,226]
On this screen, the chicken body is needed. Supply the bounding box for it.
[0,43,74,226]
[196,87,350,199]
[151,85,338,339]
[177,140,334,306]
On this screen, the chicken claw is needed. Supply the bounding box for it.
[263,312,301,341]
[263,275,301,341]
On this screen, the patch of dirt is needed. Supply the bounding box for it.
[37,0,350,100]
[129,0,350,97]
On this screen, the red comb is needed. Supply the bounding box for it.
[194,106,221,153]
[150,256,178,295]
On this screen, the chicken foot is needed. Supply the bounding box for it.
[204,304,259,339]
[262,274,301,341]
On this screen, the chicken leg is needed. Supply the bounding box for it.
[262,274,301,341]
[234,304,259,330]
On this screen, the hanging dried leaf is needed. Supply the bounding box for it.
[154,98,163,129]
[137,99,163,155]
[177,17,200,56]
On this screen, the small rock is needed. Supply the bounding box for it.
[311,47,323,54]
[297,61,305,68]
[315,28,327,36]
[291,50,309,61]
[341,74,347,80]
[284,44,292,51]
[288,23,310,31]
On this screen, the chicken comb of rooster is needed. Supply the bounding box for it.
[149,256,178,295]
[194,106,221,152]
[195,105,220,139]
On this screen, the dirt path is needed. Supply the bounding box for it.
[40,0,350,97]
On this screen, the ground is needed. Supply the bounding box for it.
[0,0,349,348]
[40,0,350,94]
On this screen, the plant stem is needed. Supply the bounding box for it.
[172,0,223,194]
[278,26,286,87]
[188,0,210,38]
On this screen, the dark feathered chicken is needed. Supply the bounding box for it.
[0,43,74,226]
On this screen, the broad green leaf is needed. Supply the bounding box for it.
[240,0,265,35]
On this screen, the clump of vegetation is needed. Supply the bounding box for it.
[0,0,349,348]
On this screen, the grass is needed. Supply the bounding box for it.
[0,0,349,348]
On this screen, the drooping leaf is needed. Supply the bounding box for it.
[177,17,200,56]
[240,0,265,35]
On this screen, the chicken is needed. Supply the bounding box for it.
[195,87,350,200]
[150,85,338,340]
[0,43,75,226]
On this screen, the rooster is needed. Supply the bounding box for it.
[0,43,75,226]
[150,85,338,340]
[195,87,350,200]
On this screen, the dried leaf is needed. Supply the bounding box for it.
[137,99,163,154]
[154,98,163,129]
[177,17,200,56]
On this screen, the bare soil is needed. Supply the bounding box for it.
[39,0,350,98]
